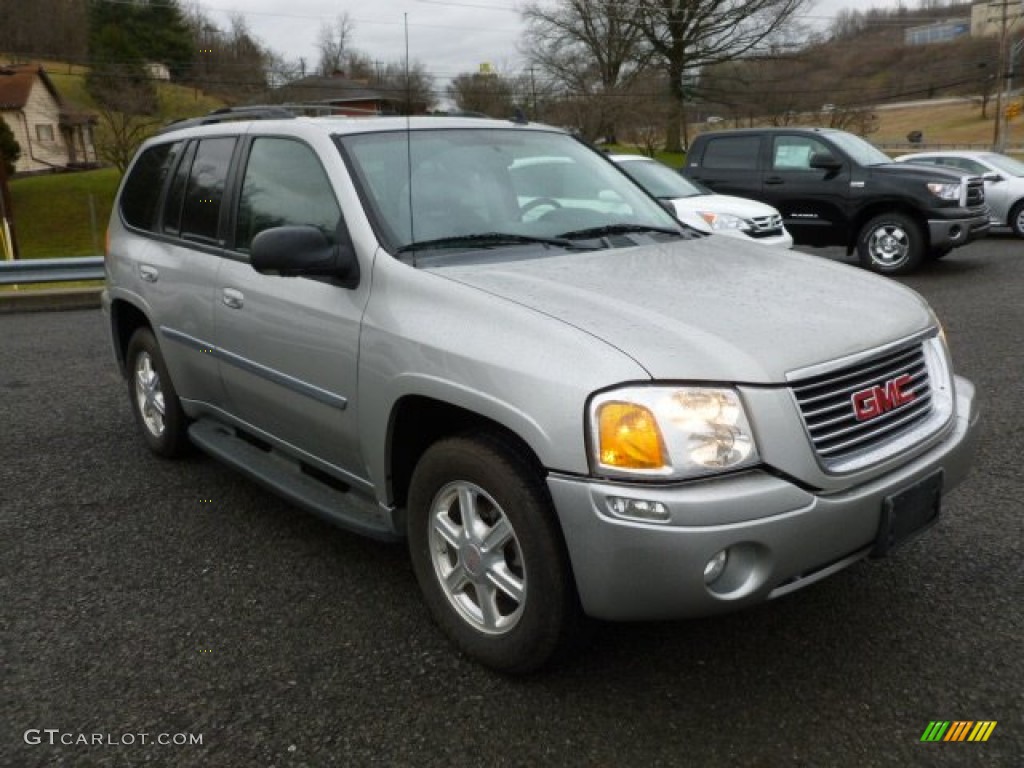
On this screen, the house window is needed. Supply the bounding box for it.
[35,124,55,142]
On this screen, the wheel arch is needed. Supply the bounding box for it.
[109,298,153,377]
[847,201,928,253]
[386,395,548,515]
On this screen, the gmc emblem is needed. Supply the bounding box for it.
[851,374,917,422]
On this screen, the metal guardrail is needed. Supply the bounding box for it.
[0,257,105,286]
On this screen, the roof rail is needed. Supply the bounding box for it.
[156,105,296,135]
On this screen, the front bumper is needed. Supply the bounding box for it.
[928,210,990,251]
[548,378,978,621]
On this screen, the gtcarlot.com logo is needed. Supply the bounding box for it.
[24,729,203,747]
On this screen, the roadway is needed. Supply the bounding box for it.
[2,236,1021,767]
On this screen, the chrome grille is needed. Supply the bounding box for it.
[748,213,784,238]
[965,178,985,207]
[791,343,934,467]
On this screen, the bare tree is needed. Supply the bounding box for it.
[317,13,355,76]
[522,0,650,141]
[632,0,810,151]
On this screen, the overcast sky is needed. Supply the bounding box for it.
[207,0,911,85]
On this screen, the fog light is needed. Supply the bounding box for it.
[606,496,670,523]
[704,549,728,585]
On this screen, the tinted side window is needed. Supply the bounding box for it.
[162,140,196,236]
[234,138,341,252]
[120,142,181,231]
[702,137,760,169]
[772,136,831,170]
[180,137,237,243]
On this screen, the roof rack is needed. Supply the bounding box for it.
[156,105,296,135]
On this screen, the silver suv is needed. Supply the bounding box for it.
[103,110,979,672]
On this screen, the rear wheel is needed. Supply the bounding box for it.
[407,433,578,673]
[1010,201,1024,238]
[857,213,925,275]
[125,327,191,458]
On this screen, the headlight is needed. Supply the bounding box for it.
[697,211,751,232]
[589,386,760,480]
[926,182,961,201]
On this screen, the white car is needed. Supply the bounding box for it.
[611,154,794,248]
[896,150,1024,238]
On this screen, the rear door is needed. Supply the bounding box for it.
[760,134,852,247]
[685,134,764,199]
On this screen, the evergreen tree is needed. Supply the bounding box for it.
[0,119,22,176]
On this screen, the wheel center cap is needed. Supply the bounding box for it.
[463,544,483,577]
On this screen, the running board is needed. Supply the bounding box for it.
[188,419,402,542]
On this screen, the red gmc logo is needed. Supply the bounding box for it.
[851,374,917,422]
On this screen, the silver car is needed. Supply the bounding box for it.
[103,111,978,672]
[896,150,1024,237]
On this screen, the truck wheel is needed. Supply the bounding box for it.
[125,327,191,458]
[407,433,578,673]
[1010,201,1024,238]
[857,213,925,275]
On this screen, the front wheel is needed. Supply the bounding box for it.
[125,327,191,458]
[857,213,925,275]
[407,433,578,673]
[1010,201,1024,238]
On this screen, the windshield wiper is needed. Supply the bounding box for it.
[556,223,682,240]
[396,232,587,254]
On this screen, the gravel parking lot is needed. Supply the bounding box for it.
[2,236,1021,767]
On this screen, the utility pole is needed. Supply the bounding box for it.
[988,0,1019,150]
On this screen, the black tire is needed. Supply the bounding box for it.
[407,433,579,673]
[1010,201,1024,239]
[857,213,925,275]
[124,327,191,458]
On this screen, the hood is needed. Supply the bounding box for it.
[426,239,934,383]
[672,193,780,221]
[869,162,972,182]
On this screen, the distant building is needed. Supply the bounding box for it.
[904,19,970,45]
[0,64,98,175]
[971,1,1024,38]
[253,72,404,116]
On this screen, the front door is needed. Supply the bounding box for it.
[213,136,370,487]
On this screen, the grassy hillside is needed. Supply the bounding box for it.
[9,168,120,259]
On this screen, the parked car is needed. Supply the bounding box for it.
[610,154,793,248]
[684,127,991,274]
[103,109,978,672]
[895,150,1024,238]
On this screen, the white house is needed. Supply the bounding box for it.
[0,64,98,175]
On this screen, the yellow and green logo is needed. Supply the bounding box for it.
[921,721,997,742]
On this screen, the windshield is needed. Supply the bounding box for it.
[827,132,892,166]
[615,158,707,199]
[984,153,1024,176]
[338,128,680,254]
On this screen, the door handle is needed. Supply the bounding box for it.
[765,176,785,185]
[222,288,244,309]
[139,264,159,282]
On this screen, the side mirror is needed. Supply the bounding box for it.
[809,151,842,171]
[250,225,359,287]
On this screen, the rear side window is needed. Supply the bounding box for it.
[701,137,760,170]
[120,142,181,231]
[234,138,341,252]
[180,137,237,243]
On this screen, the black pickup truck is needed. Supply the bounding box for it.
[683,127,990,274]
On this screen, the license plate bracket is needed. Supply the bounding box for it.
[872,470,943,558]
